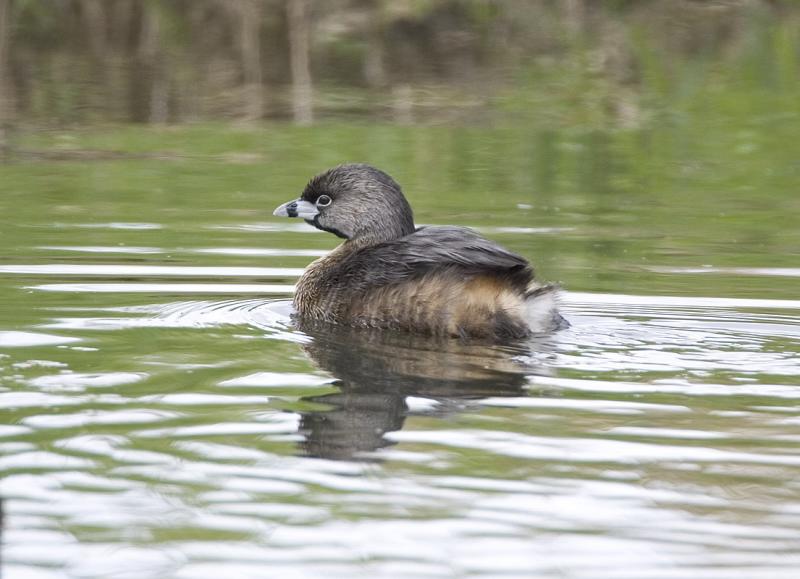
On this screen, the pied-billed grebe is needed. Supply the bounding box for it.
[273,164,568,340]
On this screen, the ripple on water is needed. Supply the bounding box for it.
[218,372,330,388]
[558,293,800,376]
[54,222,163,230]
[43,299,293,331]
[32,283,296,294]
[0,264,306,277]
[388,428,800,467]
[40,245,164,254]
[528,375,800,398]
[195,247,329,257]
[135,412,301,439]
[23,410,180,430]
[0,331,81,348]
[650,266,800,278]
[29,372,148,391]
[209,222,324,233]
[3,284,800,578]
[37,246,330,257]
[564,291,800,310]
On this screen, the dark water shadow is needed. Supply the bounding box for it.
[293,319,556,460]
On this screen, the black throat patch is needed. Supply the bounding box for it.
[308,217,349,239]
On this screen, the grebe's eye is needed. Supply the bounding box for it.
[316,194,332,207]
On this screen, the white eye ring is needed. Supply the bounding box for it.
[316,195,332,207]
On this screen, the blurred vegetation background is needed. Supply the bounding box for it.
[0,0,798,299]
[0,0,798,136]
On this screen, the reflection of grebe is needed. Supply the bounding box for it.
[294,319,554,460]
[273,164,568,340]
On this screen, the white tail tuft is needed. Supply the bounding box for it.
[525,284,569,334]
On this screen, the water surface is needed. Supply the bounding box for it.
[1,125,799,578]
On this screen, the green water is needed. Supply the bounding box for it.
[1,122,799,577]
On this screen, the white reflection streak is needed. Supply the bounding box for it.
[0,264,305,276]
[565,291,800,310]
[29,283,295,293]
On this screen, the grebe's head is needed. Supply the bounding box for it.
[273,164,415,243]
